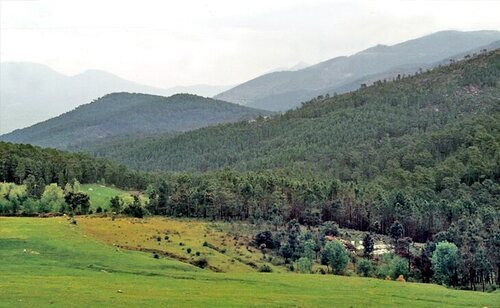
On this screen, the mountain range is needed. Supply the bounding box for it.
[0,62,231,134]
[215,30,500,111]
[0,93,271,149]
[70,49,500,181]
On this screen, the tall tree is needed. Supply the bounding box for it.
[432,241,460,286]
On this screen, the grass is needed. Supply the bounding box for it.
[1,217,499,307]
[77,216,281,273]
[80,184,146,211]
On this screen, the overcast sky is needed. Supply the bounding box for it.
[1,0,499,88]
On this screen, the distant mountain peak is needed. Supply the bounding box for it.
[0,63,233,133]
[289,61,310,71]
[214,30,500,111]
[360,44,389,53]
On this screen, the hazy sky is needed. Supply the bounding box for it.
[1,0,499,88]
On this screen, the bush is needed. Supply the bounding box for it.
[357,259,373,277]
[258,264,273,272]
[187,248,192,254]
[321,221,340,237]
[322,240,349,274]
[391,257,409,280]
[254,231,275,249]
[296,257,312,273]
[122,196,145,218]
[193,257,208,269]
[376,254,409,280]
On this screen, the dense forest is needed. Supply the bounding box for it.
[0,141,150,189]
[0,50,498,290]
[0,93,271,149]
[84,50,500,182]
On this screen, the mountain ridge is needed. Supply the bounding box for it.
[0,92,271,149]
[78,49,500,181]
[0,62,232,134]
[214,30,500,111]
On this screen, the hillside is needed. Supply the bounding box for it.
[83,49,500,182]
[214,30,500,111]
[0,93,271,149]
[0,62,231,134]
[2,217,498,306]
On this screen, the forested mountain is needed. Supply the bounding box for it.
[0,62,232,134]
[214,30,500,111]
[0,93,271,149]
[85,49,500,184]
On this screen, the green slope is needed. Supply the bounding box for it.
[0,93,271,149]
[83,50,500,184]
[1,217,498,307]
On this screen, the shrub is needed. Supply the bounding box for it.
[321,221,340,237]
[254,231,275,249]
[357,259,373,277]
[376,254,409,280]
[258,264,273,272]
[322,240,349,274]
[122,196,145,218]
[187,248,192,254]
[296,257,312,273]
[193,257,208,269]
[391,256,409,280]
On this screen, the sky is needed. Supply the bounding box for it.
[1,0,499,88]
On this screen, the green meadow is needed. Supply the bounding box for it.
[1,217,498,307]
[80,184,146,211]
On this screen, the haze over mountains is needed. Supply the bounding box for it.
[0,62,232,134]
[215,30,500,111]
[2,30,499,136]
[0,93,270,149]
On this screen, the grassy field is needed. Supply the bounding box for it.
[78,216,282,273]
[1,217,499,307]
[80,184,146,211]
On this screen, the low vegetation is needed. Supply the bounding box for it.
[1,217,499,306]
[77,217,280,273]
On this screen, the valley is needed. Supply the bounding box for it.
[1,10,499,305]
